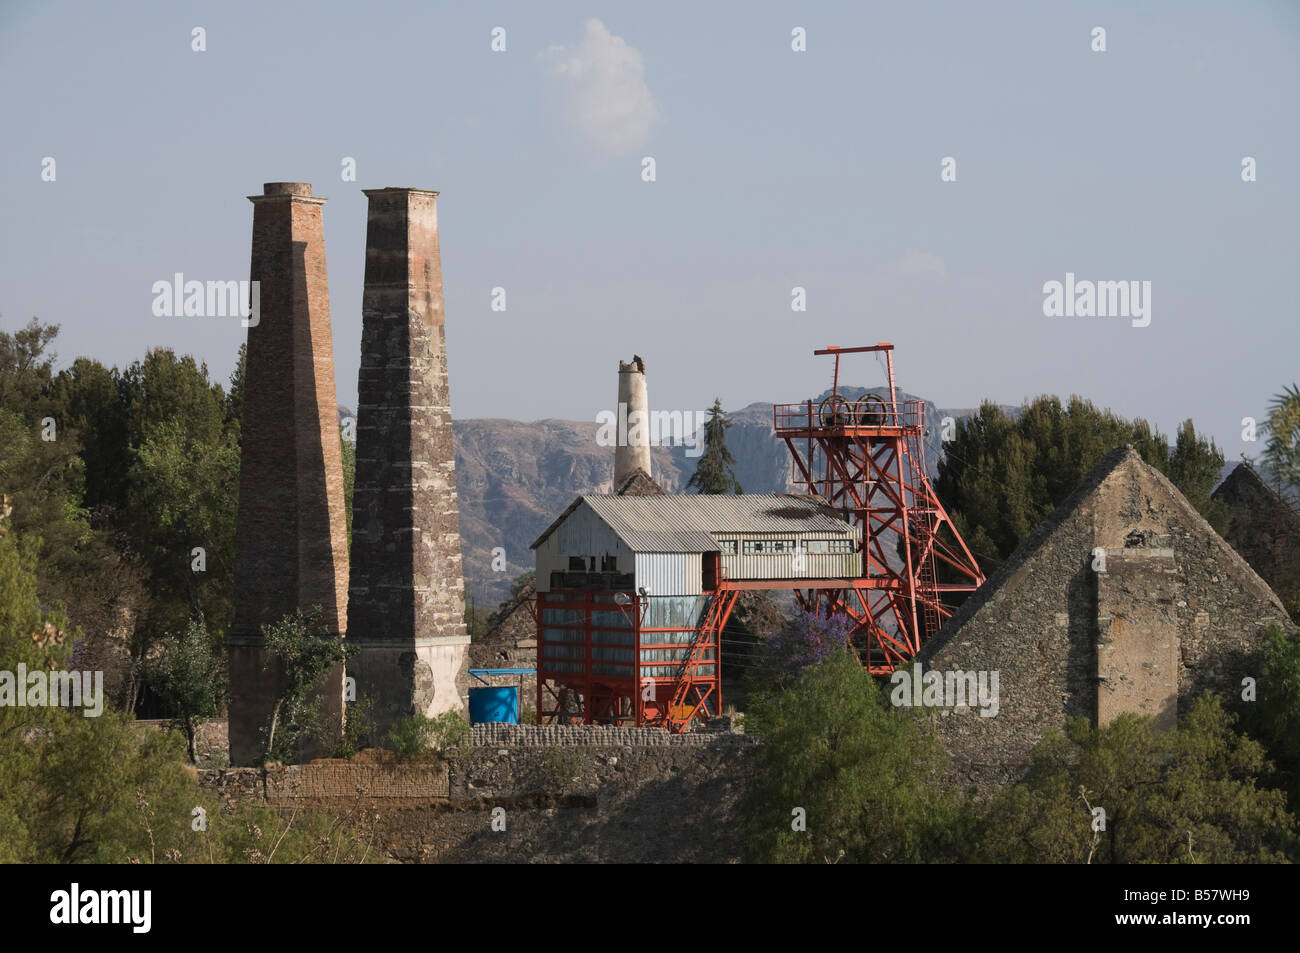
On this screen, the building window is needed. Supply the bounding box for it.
[800,538,852,553]
[718,540,738,554]
[743,539,796,554]
[805,539,855,554]
[568,556,586,570]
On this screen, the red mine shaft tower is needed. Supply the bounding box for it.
[532,343,983,732]
[773,344,985,674]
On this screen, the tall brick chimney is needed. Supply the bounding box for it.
[347,187,470,736]
[227,182,349,766]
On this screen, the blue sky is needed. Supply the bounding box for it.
[1,1,1297,460]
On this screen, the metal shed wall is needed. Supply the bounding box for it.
[634,552,703,597]
[534,502,634,593]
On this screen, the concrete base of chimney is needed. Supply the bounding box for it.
[349,637,471,739]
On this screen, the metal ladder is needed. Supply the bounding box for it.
[665,590,736,730]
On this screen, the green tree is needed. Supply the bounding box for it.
[260,607,355,763]
[984,694,1295,863]
[741,644,976,863]
[1236,625,1300,817]
[937,396,1225,576]
[341,423,355,545]
[20,709,196,863]
[0,320,95,575]
[0,521,66,673]
[0,522,72,861]
[225,343,246,433]
[118,348,228,449]
[125,417,239,633]
[0,316,60,415]
[145,618,228,763]
[1168,419,1229,534]
[2,330,247,719]
[47,357,132,511]
[114,349,240,709]
[1,394,153,713]
[687,398,742,495]
[0,407,93,570]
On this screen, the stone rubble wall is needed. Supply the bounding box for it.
[197,724,755,862]
[470,723,752,747]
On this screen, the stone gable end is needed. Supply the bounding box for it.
[916,447,1296,789]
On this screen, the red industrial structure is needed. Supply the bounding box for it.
[534,587,739,732]
[533,343,985,730]
[772,344,985,674]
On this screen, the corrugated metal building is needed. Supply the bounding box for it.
[532,494,861,595]
[530,494,860,728]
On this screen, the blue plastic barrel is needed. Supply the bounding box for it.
[468,686,518,724]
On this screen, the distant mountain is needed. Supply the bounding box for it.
[451,417,693,608]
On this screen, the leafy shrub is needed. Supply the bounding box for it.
[387,710,471,760]
[539,747,589,790]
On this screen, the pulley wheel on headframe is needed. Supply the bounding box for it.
[818,394,852,427]
[853,393,888,427]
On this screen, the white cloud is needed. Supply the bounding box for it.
[543,19,660,158]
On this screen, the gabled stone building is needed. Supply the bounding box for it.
[1212,462,1300,620]
[915,446,1296,790]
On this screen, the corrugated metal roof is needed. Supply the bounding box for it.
[531,494,856,553]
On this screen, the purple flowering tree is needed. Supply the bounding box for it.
[767,608,856,674]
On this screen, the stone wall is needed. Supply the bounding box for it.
[1095,549,1181,730]
[469,722,746,746]
[918,448,1297,792]
[199,725,755,863]
[133,718,229,768]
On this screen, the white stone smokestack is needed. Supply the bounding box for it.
[615,355,652,486]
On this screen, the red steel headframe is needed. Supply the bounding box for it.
[772,344,985,674]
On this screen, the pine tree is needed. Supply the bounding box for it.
[1168,419,1228,533]
[936,395,1226,574]
[686,398,742,495]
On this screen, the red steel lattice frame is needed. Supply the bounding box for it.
[773,344,985,675]
[530,342,981,727]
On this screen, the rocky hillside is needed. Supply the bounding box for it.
[452,418,691,607]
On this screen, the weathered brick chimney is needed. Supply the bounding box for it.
[346,187,470,735]
[228,182,349,766]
